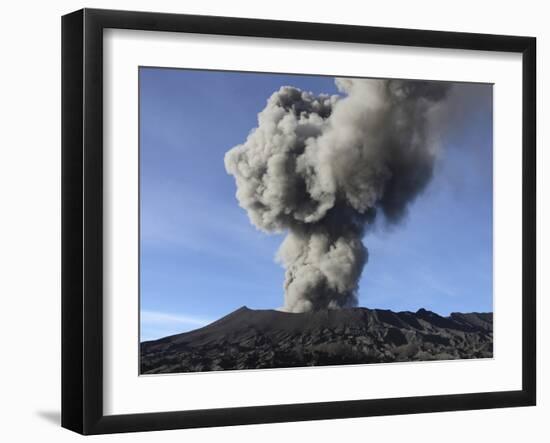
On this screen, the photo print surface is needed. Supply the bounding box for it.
[139,67,493,374]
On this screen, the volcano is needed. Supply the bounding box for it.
[140,306,493,374]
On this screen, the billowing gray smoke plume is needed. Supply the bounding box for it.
[225,78,450,312]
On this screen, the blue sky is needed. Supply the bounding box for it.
[139,67,493,341]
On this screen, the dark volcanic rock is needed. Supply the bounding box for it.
[140,306,493,374]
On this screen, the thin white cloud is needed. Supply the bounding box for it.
[141,310,211,327]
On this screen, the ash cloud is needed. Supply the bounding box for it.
[225,77,451,312]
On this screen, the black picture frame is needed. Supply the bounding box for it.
[61,8,536,435]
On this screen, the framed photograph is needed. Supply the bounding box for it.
[61,8,536,435]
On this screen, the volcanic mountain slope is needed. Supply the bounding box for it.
[140,306,493,374]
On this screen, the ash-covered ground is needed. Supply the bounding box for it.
[140,306,493,374]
